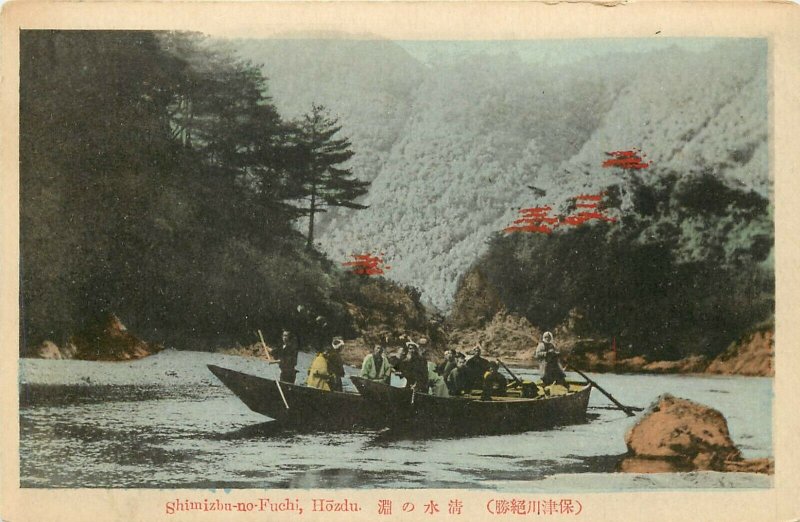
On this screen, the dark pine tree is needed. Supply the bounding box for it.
[292,104,370,249]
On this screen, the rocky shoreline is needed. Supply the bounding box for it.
[22,314,161,361]
[445,311,774,377]
[22,309,774,379]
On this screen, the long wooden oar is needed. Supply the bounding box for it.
[497,359,523,387]
[257,330,278,365]
[566,365,642,416]
[258,330,289,409]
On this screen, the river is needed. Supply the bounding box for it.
[18,349,773,491]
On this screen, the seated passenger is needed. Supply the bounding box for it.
[446,354,470,396]
[388,344,409,369]
[401,342,429,391]
[481,361,508,400]
[427,360,450,397]
[436,350,456,379]
[464,345,491,391]
[361,344,392,384]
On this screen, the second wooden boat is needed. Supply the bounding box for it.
[350,376,592,436]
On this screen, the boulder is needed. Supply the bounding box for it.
[623,394,772,474]
[618,456,690,473]
[625,394,740,469]
[69,313,160,361]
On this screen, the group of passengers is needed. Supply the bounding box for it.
[274,323,568,399]
[362,341,541,400]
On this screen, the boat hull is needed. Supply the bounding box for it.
[350,376,592,436]
[208,365,389,431]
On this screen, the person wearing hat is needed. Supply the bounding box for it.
[313,315,330,352]
[361,344,392,384]
[326,338,346,392]
[535,331,567,387]
[399,341,429,391]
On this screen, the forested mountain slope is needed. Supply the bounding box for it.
[234,39,769,310]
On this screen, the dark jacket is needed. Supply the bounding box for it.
[438,359,457,381]
[482,369,508,399]
[397,354,429,390]
[541,347,567,386]
[325,350,346,392]
[271,338,298,370]
[464,355,491,390]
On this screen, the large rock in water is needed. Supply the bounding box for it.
[68,313,160,361]
[622,394,771,473]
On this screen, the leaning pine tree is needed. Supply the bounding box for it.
[292,104,370,249]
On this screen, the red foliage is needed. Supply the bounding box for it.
[503,191,617,235]
[343,253,389,276]
[602,149,651,170]
[504,206,558,235]
[561,191,617,226]
[560,211,617,226]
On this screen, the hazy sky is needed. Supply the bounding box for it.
[395,38,745,66]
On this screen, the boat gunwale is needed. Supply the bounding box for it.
[207,364,364,399]
[350,375,592,404]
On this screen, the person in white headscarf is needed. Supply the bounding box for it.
[534,331,567,386]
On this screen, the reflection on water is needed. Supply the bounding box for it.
[19,350,773,490]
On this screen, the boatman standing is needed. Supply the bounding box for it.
[270,329,298,384]
[534,331,568,387]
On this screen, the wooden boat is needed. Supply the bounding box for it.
[350,376,592,436]
[207,365,389,430]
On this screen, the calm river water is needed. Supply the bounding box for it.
[19,349,773,490]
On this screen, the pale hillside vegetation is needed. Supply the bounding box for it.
[232,40,769,312]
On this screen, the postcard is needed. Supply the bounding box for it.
[2,1,799,521]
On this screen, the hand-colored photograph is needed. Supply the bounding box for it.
[18,31,773,492]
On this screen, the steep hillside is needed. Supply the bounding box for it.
[544,41,769,201]
[231,39,769,310]
[319,55,625,308]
